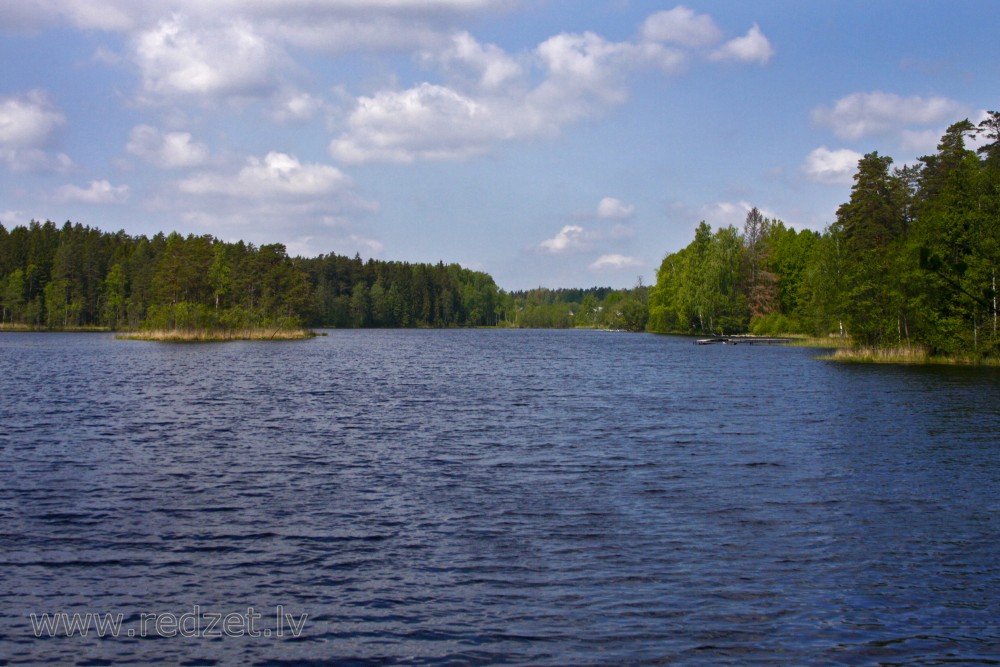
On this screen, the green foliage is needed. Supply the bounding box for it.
[0,222,503,332]
[499,285,646,330]
[294,255,500,328]
[648,222,752,334]
[649,111,1000,360]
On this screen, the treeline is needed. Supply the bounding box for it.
[500,286,649,331]
[650,111,1000,358]
[0,222,501,331]
[298,254,499,328]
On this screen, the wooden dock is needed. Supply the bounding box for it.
[696,336,793,345]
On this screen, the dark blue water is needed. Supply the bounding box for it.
[1,330,998,665]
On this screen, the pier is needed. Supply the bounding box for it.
[695,336,793,345]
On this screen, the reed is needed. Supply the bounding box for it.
[782,335,854,349]
[822,345,1000,366]
[116,328,315,342]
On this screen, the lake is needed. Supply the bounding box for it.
[1,329,998,665]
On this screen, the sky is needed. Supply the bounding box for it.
[0,1,997,290]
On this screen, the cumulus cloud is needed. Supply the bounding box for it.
[179,152,351,198]
[330,83,506,164]
[596,197,635,220]
[2,1,504,57]
[329,11,768,165]
[58,179,130,204]
[172,152,378,255]
[710,24,774,64]
[126,124,209,168]
[0,90,68,170]
[539,224,588,253]
[640,7,722,48]
[589,254,642,271]
[132,15,288,104]
[426,31,525,90]
[811,91,964,141]
[532,30,669,110]
[802,147,863,185]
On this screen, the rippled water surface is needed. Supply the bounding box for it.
[1,330,999,665]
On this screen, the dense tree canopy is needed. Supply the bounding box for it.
[0,223,501,331]
[649,111,1000,359]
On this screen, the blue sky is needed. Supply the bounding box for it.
[0,1,996,289]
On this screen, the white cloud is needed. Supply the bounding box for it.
[427,31,524,90]
[802,147,863,185]
[126,124,209,168]
[710,24,774,64]
[532,31,640,109]
[640,7,721,48]
[596,197,635,220]
[539,224,588,253]
[811,91,964,141]
[330,83,508,164]
[166,150,377,254]
[272,91,324,123]
[179,152,350,198]
[0,90,68,170]
[58,179,130,204]
[1,1,505,57]
[899,129,941,155]
[589,254,642,271]
[329,13,763,165]
[132,15,288,105]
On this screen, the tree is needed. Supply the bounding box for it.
[350,282,370,327]
[103,263,127,329]
[2,269,25,324]
[742,207,778,321]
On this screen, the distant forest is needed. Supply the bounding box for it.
[649,112,1000,358]
[2,112,996,357]
[0,222,645,333]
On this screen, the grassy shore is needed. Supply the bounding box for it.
[117,328,316,342]
[820,345,1000,366]
[781,334,853,349]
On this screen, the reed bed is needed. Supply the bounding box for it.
[823,345,1000,366]
[117,328,315,342]
[782,335,854,349]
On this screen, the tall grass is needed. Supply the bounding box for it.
[823,345,1000,366]
[116,327,315,342]
[782,335,854,349]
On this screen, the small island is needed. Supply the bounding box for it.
[116,328,317,342]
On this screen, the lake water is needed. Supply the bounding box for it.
[1,329,998,666]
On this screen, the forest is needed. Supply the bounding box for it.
[0,224,505,332]
[0,220,656,332]
[499,286,648,331]
[648,112,1000,360]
